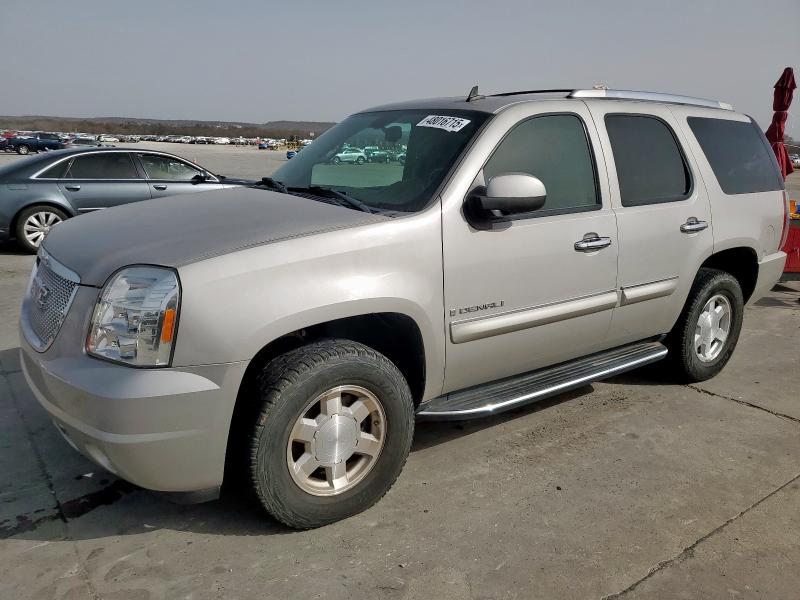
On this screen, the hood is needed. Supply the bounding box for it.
[43,187,388,286]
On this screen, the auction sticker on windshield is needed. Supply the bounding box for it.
[417,115,471,132]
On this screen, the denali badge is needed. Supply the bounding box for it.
[449,301,504,317]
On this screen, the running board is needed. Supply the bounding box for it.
[417,341,667,420]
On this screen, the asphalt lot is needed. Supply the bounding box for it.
[0,148,799,599]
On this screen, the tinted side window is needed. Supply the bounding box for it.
[687,117,782,195]
[67,153,138,179]
[605,115,691,207]
[138,154,202,180]
[483,114,599,214]
[38,160,70,179]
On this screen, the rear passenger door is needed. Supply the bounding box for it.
[135,153,224,199]
[587,102,713,345]
[58,152,151,212]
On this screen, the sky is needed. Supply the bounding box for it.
[1,0,798,136]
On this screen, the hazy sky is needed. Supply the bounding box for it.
[1,0,798,135]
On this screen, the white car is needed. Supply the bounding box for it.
[98,135,119,143]
[331,148,366,164]
[790,154,800,168]
[215,137,231,145]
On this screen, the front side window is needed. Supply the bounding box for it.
[687,117,782,195]
[483,114,599,214]
[270,109,489,212]
[139,154,203,181]
[605,115,691,207]
[66,153,138,179]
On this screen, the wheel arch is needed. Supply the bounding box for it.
[699,246,758,303]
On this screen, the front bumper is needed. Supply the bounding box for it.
[19,288,248,493]
[748,251,787,305]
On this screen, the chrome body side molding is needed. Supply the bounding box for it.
[450,290,618,344]
[619,277,679,306]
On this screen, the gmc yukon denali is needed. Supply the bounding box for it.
[20,88,789,528]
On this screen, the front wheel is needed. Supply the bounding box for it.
[331,156,341,165]
[356,156,365,165]
[249,340,414,529]
[665,268,744,382]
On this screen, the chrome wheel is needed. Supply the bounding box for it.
[694,294,731,363]
[23,211,62,247]
[286,385,386,497]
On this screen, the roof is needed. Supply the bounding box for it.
[360,88,734,115]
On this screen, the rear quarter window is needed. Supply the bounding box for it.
[687,117,783,195]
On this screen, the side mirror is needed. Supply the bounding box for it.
[466,173,547,221]
[191,173,208,184]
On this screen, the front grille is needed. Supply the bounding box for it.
[21,251,80,352]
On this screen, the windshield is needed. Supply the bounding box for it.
[270,109,489,212]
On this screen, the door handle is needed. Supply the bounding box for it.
[153,184,168,191]
[64,184,81,191]
[680,217,708,233]
[574,233,612,252]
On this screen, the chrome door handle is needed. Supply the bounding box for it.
[574,233,612,252]
[153,184,168,191]
[680,217,708,233]
[64,184,81,191]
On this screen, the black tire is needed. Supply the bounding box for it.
[331,156,341,165]
[665,268,744,382]
[249,339,414,529]
[16,144,30,155]
[356,156,365,165]
[14,205,69,253]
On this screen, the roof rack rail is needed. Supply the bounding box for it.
[568,89,733,111]
[490,89,574,98]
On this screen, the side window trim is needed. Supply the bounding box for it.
[477,111,603,221]
[604,113,694,207]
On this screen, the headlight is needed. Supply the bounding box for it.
[87,266,180,367]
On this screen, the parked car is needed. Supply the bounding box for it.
[66,137,104,147]
[0,147,255,252]
[286,150,298,159]
[363,146,391,163]
[97,135,119,143]
[790,153,800,168]
[7,132,67,155]
[18,88,787,529]
[331,147,367,164]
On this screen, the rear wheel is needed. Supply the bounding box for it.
[356,156,365,165]
[249,339,414,529]
[666,268,744,382]
[15,205,68,253]
[16,145,30,155]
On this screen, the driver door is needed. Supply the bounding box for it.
[441,101,619,393]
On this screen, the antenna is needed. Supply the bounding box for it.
[466,85,485,102]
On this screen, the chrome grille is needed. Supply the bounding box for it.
[21,251,80,352]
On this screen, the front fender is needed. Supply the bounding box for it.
[174,210,446,400]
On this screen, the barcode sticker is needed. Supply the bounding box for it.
[416,115,471,132]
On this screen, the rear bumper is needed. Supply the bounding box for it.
[20,338,248,493]
[748,251,787,305]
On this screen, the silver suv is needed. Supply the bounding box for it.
[20,88,789,529]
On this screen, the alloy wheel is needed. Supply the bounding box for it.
[23,211,62,248]
[286,385,386,496]
[694,294,732,362]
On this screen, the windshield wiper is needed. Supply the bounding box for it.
[255,177,288,194]
[289,185,375,214]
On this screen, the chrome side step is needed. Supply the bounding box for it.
[417,341,667,421]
